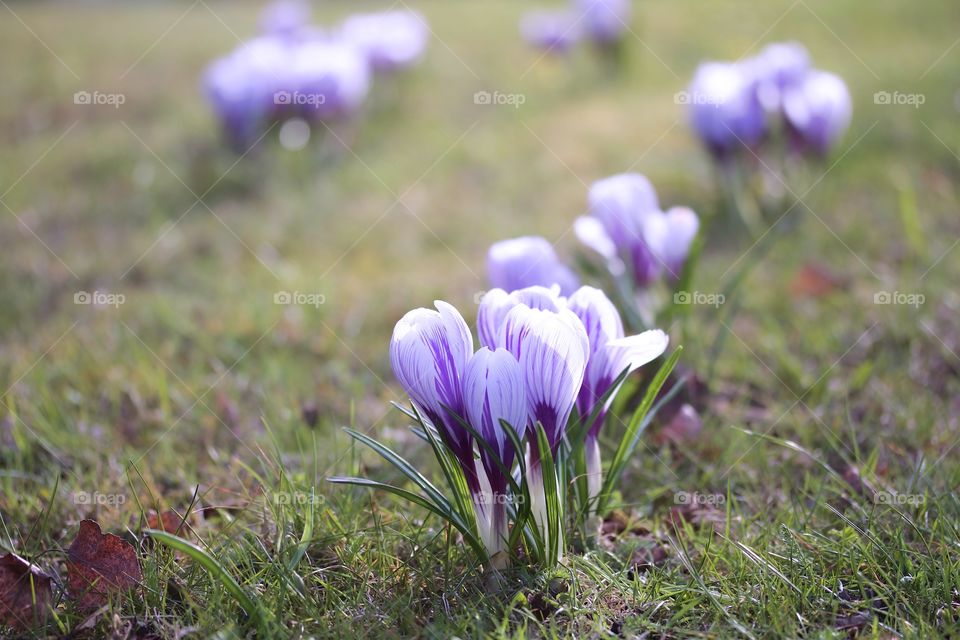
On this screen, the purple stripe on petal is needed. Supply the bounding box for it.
[463,347,527,491]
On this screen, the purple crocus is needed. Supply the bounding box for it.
[486,236,579,297]
[752,41,811,113]
[566,286,668,511]
[572,0,631,45]
[577,173,664,287]
[520,10,582,53]
[782,70,852,157]
[687,61,767,160]
[656,206,700,280]
[390,301,477,486]
[338,10,429,73]
[477,285,566,349]
[203,36,292,150]
[462,347,527,566]
[286,39,372,121]
[259,0,311,39]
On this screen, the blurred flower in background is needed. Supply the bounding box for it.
[203,2,428,152]
[521,0,631,58]
[685,41,852,162]
[486,236,580,296]
[339,10,429,73]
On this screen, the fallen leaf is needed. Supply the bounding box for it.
[790,261,847,298]
[144,510,190,537]
[67,520,142,610]
[0,553,53,629]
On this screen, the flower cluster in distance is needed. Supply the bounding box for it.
[686,41,852,160]
[521,0,631,54]
[204,1,428,151]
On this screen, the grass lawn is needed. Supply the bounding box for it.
[1,0,959,637]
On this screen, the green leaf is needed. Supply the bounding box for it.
[146,530,266,628]
[598,346,683,514]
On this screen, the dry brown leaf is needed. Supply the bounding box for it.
[0,553,53,629]
[66,520,142,610]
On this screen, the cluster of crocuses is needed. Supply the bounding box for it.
[521,0,631,55]
[335,283,670,569]
[686,41,852,161]
[203,1,428,151]
[487,172,699,330]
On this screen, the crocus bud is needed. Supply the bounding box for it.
[477,285,566,349]
[486,236,579,297]
[390,301,476,478]
[687,61,767,160]
[339,10,429,73]
[499,304,589,451]
[658,206,700,280]
[782,70,852,157]
[259,0,311,39]
[752,41,811,112]
[520,10,582,53]
[572,0,631,44]
[288,40,371,121]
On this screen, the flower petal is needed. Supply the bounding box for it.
[463,347,527,486]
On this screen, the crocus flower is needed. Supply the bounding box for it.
[572,0,631,45]
[498,302,588,558]
[287,39,371,121]
[338,10,429,73]
[687,61,767,160]
[656,206,700,280]
[463,347,527,565]
[520,10,582,53]
[752,41,811,113]
[203,35,296,150]
[782,70,852,157]
[486,236,579,297]
[566,287,668,510]
[577,173,663,287]
[390,301,477,486]
[259,0,311,39]
[477,285,566,349]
